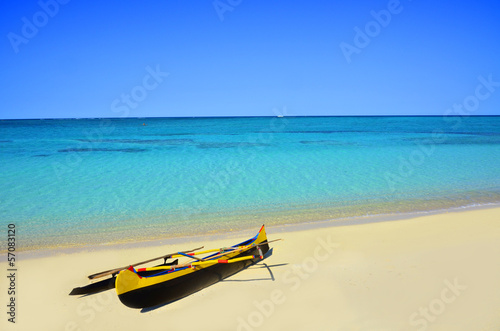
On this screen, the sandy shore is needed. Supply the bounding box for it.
[1,207,499,331]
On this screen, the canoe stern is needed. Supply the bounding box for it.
[115,266,141,296]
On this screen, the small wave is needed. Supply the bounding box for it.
[196,142,271,149]
[58,148,147,153]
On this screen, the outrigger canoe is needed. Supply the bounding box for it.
[70,225,272,309]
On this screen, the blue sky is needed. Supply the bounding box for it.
[1,0,499,119]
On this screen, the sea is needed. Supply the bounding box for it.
[1,116,499,251]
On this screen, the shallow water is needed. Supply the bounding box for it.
[1,116,499,250]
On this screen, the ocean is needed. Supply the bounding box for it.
[1,116,499,250]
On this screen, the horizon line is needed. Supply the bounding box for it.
[2,114,500,121]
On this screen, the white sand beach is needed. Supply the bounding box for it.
[1,206,499,331]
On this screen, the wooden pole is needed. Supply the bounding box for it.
[142,239,282,272]
[88,246,204,280]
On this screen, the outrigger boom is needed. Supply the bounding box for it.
[132,240,279,273]
[87,246,205,280]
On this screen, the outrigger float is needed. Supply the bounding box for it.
[70,225,275,308]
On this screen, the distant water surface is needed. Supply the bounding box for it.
[1,116,499,250]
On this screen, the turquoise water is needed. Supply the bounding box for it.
[1,116,499,250]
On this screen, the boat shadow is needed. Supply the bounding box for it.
[140,248,287,313]
[222,261,289,282]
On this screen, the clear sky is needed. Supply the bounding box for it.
[1,0,499,119]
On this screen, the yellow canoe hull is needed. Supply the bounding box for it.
[116,225,269,308]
